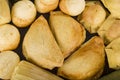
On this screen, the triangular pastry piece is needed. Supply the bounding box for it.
[22,15,64,70]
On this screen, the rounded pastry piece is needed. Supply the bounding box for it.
[58,36,105,80]
[0,24,20,51]
[105,37,120,70]
[0,0,11,25]
[22,15,64,70]
[78,1,106,33]
[34,0,59,13]
[0,51,20,79]
[11,0,36,27]
[59,0,85,16]
[101,0,120,18]
[49,11,86,58]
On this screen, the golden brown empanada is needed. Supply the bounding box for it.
[49,11,86,58]
[78,1,106,33]
[105,37,120,69]
[58,36,105,80]
[22,15,64,70]
[98,15,120,44]
[101,0,120,18]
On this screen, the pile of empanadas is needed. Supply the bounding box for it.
[0,0,120,80]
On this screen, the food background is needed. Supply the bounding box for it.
[0,0,119,80]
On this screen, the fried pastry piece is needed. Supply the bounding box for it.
[105,37,120,69]
[101,0,120,18]
[22,15,64,70]
[0,0,11,25]
[58,36,105,80]
[0,51,20,79]
[0,24,20,51]
[49,11,86,58]
[59,0,85,16]
[34,0,59,13]
[78,1,106,33]
[11,61,63,80]
[98,15,120,44]
[11,0,36,27]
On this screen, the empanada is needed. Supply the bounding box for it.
[49,11,86,58]
[58,36,105,80]
[105,37,120,69]
[98,15,120,44]
[78,1,106,33]
[22,15,64,70]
